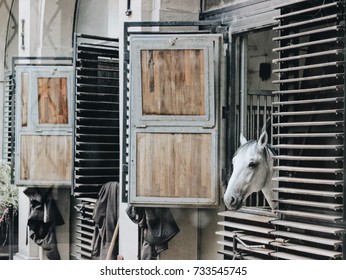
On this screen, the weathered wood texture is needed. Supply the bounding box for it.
[141,49,205,115]
[20,135,72,181]
[37,77,69,124]
[21,72,29,127]
[136,133,212,198]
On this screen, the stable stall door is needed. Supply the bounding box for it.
[15,66,73,186]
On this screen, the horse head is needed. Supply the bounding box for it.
[224,130,277,211]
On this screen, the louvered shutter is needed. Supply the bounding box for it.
[271,0,346,259]
[2,72,14,166]
[72,34,120,259]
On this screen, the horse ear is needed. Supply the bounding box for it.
[257,130,268,149]
[240,133,247,146]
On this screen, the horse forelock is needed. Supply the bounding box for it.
[234,139,274,163]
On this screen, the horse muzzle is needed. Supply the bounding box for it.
[224,195,243,211]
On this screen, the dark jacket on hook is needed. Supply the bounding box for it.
[24,187,64,260]
[91,181,119,260]
[126,206,180,260]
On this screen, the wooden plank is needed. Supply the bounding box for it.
[21,72,29,127]
[37,77,69,124]
[136,133,212,198]
[20,135,72,182]
[141,49,205,116]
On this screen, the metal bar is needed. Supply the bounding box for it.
[272,109,343,116]
[273,49,343,63]
[273,210,343,222]
[272,176,343,186]
[274,1,343,20]
[273,61,344,74]
[273,166,343,174]
[240,35,247,137]
[273,188,343,198]
[273,144,343,149]
[270,219,346,235]
[273,73,344,84]
[273,14,341,31]
[76,33,119,42]
[273,85,344,95]
[273,37,343,52]
[273,25,344,42]
[272,121,344,127]
[273,199,343,210]
[273,155,343,161]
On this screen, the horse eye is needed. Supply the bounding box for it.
[248,161,257,168]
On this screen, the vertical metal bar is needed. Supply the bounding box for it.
[343,1,346,260]
[240,35,248,138]
[122,22,130,203]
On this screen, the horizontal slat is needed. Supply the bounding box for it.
[273,14,341,31]
[273,166,343,174]
[273,73,344,84]
[273,155,343,161]
[272,121,343,128]
[273,210,343,222]
[76,243,92,251]
[274,199,343,210]
[270,220,346,235]
[269,251,313,260]
[274,1,342,20]
[271,230,342,247]
[273,133,343,138]
[272,187,343,198]
[273,85,344,95]
[273,61,343,74]
[272,109,343,116]
[218,240,275,257]
[272,176,343,186]
[273,25,344,42]
[218,211,276,223]
[270,241,343,259]
[76,223,95,231]
[217,249,262,260]
[272,144,343,149]
[76,230,94,238]
[273,49,344,64]
[216,231,274,245]
[76,236,92,244]
[218,221,274,234]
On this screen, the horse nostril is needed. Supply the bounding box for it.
[230,196,236,205]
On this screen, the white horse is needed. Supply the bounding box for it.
[224,130,277,211]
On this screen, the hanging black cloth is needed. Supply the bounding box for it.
[24,187,64,260]
[91,181,119,260]
[126,206,180,260]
